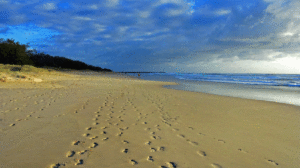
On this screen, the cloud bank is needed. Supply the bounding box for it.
[0,0,299,73]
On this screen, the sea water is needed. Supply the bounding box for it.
[126,73,300,107]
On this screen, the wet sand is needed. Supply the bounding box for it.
[0,70,299,168]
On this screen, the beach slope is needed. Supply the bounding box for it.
[0,70,299,168]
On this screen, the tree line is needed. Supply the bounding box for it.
[0,38,112,72]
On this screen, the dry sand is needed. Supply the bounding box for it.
[0,70,299,168]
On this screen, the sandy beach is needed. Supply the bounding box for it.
[0,70,299,168]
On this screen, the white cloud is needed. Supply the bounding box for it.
[10,14,26,23]
[0,0,9,4]
[154,0,195,15]
[167,9,185,16]
[72,16,93,21]
[42,3,56,10]
[118,26,129,33]
[106,0,119,7]
[139,11,150,18]
[93,24,106,32]
[89,4,98,10]
[215,9,231,16]
[103,34,111,38]
[265,0,300,36]
[92,40,102,46]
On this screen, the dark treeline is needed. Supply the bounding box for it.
[0,38,112,72]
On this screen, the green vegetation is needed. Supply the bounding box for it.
[0,38,112,72]
[0,63,49,74]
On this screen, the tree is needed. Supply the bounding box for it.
[0,38,34,66]
[0,38,112,72]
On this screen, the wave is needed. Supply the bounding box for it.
[146,73,300,88]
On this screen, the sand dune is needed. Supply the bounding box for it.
[0,71,299,168]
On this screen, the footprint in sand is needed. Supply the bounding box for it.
[10,123,15,126]
[74,159,83,165]
[100,131,107,134]
[123,140,129,144]
[189,141,198,146]
[50,163,65,168]
[158,147,165,151]
[66,151,75,157]
[188,127,194,130]
[102,137,109,141]
[197,151,206,157]
[77,150,87,155]
[72,141,80,145]
[165,162,177,168]
[151,136,157,139]
[211,163,222,168]
[86,127,96,130]
[218,139,226,143]
[150,148,157,152]
[147,156,154,162]
[145,141,151,145]
[89,142,98,148]
[90,136,98,140]
[130,160,138,165]
[177,134,185,138]
[122,149,129,153]
[267,160,279,166]
[238,148,248,153]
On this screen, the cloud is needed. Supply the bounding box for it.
[106,0,119,7]
[1,0,300,73]
[215,9,231,16]
[42,3,56,10]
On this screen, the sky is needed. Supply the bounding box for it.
[0,0,300,74]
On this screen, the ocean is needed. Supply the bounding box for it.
[125,73,300,107]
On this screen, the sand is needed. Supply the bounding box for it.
[0,70,299,168]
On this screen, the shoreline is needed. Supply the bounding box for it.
[126,73,300,107]
[0,71,299,167]
[163,81,300,107]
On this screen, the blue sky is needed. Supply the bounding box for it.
[1,0,300,73]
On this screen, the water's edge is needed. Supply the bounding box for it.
[126,73,300,107]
